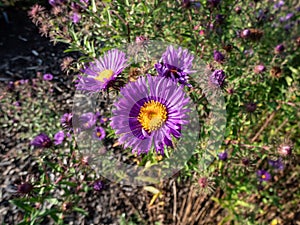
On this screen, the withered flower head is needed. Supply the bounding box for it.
[28,4,45,20]
[60,57,74,71]
[270,66,282,78]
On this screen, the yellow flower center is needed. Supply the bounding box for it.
[262,174,266,179]
[96,131,101,137]
[138,100,167,133]
[95,69,114,82]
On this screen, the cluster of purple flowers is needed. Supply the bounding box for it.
[75,44,229,155]
[31,131,64,148]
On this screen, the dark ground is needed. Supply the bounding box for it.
[0,6,300,225]
[0,7,68,82]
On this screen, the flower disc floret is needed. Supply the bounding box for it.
[138,100,168,133]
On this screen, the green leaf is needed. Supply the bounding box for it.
[285,76,293,86]
[73,207,89,216]
[143,186,161,195]
[10,199,34,212]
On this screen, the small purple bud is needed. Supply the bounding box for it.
[235,6,242,14]
[18,182,33,194]
[13,101,21,107]
[285,13,293,21]
[242,158,250,166]
[275,44,284,53]
[215,14,224,24]
[43,73,53,81]
[54,131,65,145]
[72,12,81,24]
[135,35,148,44]
[213,50,224,62]
[207,0,221,8]
[241,29,251,38]
[7,81,14,91]
[268,158,284,171]
[254,64,266,74]
[274,0,284,9]
[210,69,226,87]
[93,180,104,191]
[244,49,254,56]
[49,0,56,6]
[218,151,228,161]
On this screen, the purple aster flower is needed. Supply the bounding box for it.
[213,50,224,62]
[93,180,104,191]
[268,158,284,171]
[31,133,52,148]
[241,29,251,38]
[93,126,106,140]
[209,69,226,87]
[78,112,96,130]
[274,0,284,9]
[218,151,228,161]
[275,44,284,53]
[278,144,292,156]
[155,45,195,87]
[54,131,65,145]
[61,113,73,129]
[254,64,266,74]
[257,170,271,182]
[43,73,53,81]
[72,12,81,23]
[285,13,294,21]
[110,75,191,155]
[76,49,128,92]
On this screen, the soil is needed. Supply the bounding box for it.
[0,7,69,81]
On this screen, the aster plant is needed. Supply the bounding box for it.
[5,0,299,223]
